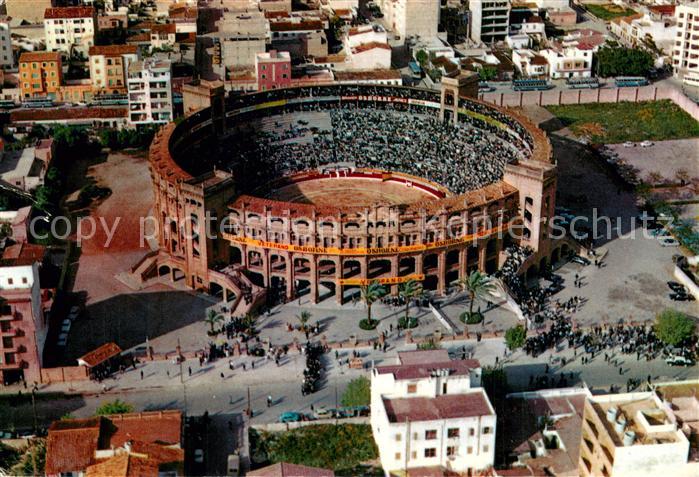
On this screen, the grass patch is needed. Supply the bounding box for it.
[250,424,378,474]
[547,100,699,143]
[586,3,636,20]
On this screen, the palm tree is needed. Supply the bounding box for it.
[360,281,386,327]
[398,279,423,324]
[243,312,258,336]
[296,310,312,333]
[455,271,495,322]
[204,309,223,334]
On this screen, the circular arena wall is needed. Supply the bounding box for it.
[148,84,554,303]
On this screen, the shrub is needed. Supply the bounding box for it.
[655,309,695,346]
[95,399,133,415]
[359,319,378,330]
[417,338,440,350]
[460,311,483,324]
[505,324,527,350]
[341,377,370,407]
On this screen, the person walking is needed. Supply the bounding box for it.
[267,395,273,407]
[140,370,144,380]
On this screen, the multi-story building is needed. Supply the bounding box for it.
[255,50,292,91]
[579,391,696,477]
[539,43,593,79]
[673,2,699,87]
[0,242,52,385]
[512,49,550,78]
[610,12,676,58]
[89,44,139,94]
[0,17,13,68]
[338,25,392,71]
[269,12,329,59]
[371,350,496,475]
[469,0,511,44]
[18,51,63,99]
[377,0,440,43]
[43,6,96,54]
[127,58,173,125]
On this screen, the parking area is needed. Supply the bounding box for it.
[607,139,699,183]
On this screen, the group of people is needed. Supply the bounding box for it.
[211,101,527,197]
[302,342,325,395]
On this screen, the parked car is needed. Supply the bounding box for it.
[659,237,680,247]
[640,140,654,148]
[571,255,590,266]
[57,333,68,346]
[623,141,635,148]
[665,355,694,366]
[278,412,303,423]
[194,449,204,464]
[651,228,670,237]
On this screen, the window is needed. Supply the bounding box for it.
[447,428,459,438]
[483,426,491,434]
[447,446,456,457]
[7,278,12,285]
[395,433,402,442]
[467,446,473,454]
[469,428,475,436]
[407,384,417,394]
[21,277,27,284]
[394,452,401,460]
[424,448,436,458]
[425,430,437,440]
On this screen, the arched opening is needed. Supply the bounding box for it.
[209,282,224,299]
[248,250,263,267]
[318,280,336,301]
[158,265,171,277]
[230,246,242,265]
[539,257,549,275]
[318,259,336,277]
[247,270,264,287]
[368,259,391,279]
[343,285,360,302]
[423,254,438,274]
[399,257,416,276]
[343,259,361,278]
[446,270,459,290]
[486,239,497,256]
[423,275,438,291]
[294,258,311,275]
[467,244,479,263]
[270,254,287,272]
[296,279,311,297]
[446,250,460,272]
[561,243,570,259]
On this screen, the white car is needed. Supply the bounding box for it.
[623,141,635,148]
[57,333,68,346]
[194,449,204,464]
[640,140,654,148]
[659,237,680,247]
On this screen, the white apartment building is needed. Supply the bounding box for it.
[377,0,440,43]
[673,2,699,87]
[339,25,392,70]
[610,12,676,57]
[371,350,496,476]
[127,58,173,126]
[0,17,13,68]
[469,0,511,44]
[580,391,697,477]
[512,49,550,78]
[540,43,593,79]
[43,6,96,55]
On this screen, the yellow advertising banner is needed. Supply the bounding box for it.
[337,274,425,286]
[223,222,508,256]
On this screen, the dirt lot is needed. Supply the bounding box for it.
[62,152,211,364]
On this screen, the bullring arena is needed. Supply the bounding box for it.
[138,79,561,312]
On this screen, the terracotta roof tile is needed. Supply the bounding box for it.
[19,51,61,63]
[270,20,323,31]
[1,243,45,266]
[248,462,335,477]
[77,342,122,368]
[352,42,391,54]
[89,45,138,56]
[45,418,102,475]
[11,107,128,122]
[106,411,182,447]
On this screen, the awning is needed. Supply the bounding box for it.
[77,342,122,368]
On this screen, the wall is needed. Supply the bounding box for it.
[40,366,89,383]
[479,85,699,123]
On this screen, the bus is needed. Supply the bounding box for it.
[512,79,552,91]
[90,93,128,106]
[566,77,600,89]
[0,99,17,109]
[614,76,649,88]
[21,97,54,108]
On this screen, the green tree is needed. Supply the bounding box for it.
[654,309,695,346]
[479,65,498,81]
[359,281,386,327]
[595,45,653,78]
[415,49,429,67]
[455,271,495,323]
[417,338,441,350]
[243,312,258,336]
[204,309,223,334]
[95,399,133,415]
[341,376,370,407]
[505,324,527,350]
[296,310,312,334]
[398,279,423,323]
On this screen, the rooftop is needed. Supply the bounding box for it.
[11,107,127,122]
[19,51,61,63]
[1,242,45,267]
[376,350,480,380]
[334,69,401,81]
[44,6,95,20]
[352,42,391,54]
[383,390,493,422]
[89,45,138,57]
[247,462,335,477]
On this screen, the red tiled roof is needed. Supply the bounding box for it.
[649,5,675,16]
[127,32,150,43]
[106,411,182,447]
[152,23,176,34]
[86,453,159,477]
[334,69,401,81]
[19,51,61,63]
[406,467,447,477]
[376,350,481,380]
[45,6,95,19]
[383,391,493,422]
[1,243,45,267]
[11,107,128,122]
[46,418,102,475]
[248,462,335,477]
[89,45,138,57]
[78,342,122,368]
[531,55,548,66]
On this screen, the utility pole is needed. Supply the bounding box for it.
[31,384,38,433]
[246,386,251,418]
